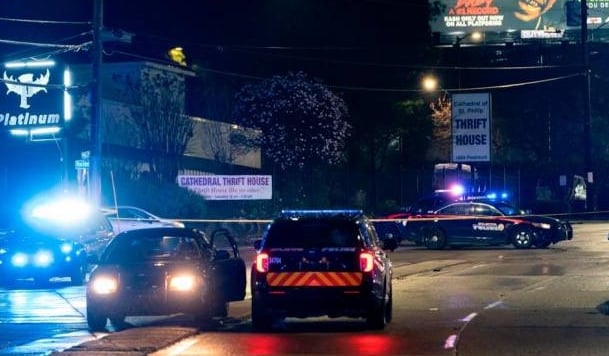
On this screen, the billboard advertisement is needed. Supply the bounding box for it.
[178,175,272,200]
[451,93,491,163]
[429,0,609,34]
[0,60,64,130]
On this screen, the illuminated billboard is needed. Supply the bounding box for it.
[429,0,609,35]
[0,60,64,130]
[451,93,491,163]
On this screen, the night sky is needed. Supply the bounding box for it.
[0,0,431,86]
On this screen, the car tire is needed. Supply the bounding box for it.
[213,301,228,318]
[251,296,273,331]
[194,303,214,329]
[366,285,390,330]
[512,226,534,249]
[423,227,447,250]
[109,315,126,329]
[86,306,107,332]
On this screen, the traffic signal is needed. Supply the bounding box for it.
[566,0,582,26]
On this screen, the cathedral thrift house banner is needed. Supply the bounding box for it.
[0,61,64,130]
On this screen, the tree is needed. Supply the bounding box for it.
[187,67,252,166]
[232,71,350,170]
[344,91,430,212]
[119,66,194,183]
[427,93,451,162]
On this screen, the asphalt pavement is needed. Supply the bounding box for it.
[51,259,467,355]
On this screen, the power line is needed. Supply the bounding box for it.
[108,49,582,93]
[2,31,93,62]
[0,16,91,25]
[0,38,91,50]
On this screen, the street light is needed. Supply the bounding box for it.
[422,75,439,92]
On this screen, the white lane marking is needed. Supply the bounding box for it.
[444,299,503,350]
[460,312,477,322]
[444,334,458,349]
[484,300,504,310]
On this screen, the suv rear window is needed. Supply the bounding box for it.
[264,219,359,248]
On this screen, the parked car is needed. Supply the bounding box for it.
[251,209,397,330]
[86,227,246,331]
[403,199,573,249]
[101,205,185,233]
[0,227,89,286]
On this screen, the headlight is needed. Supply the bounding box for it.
[34,250,53,267]
[169,274,197,292]
[60,243,73,254]
[11,253,28,267]
[532,222,552,230]
[90,275,118,295]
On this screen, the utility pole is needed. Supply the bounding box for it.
[90,0,103,207]
[581,0,593,211]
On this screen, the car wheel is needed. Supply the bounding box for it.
[424,227,447,250]
[109,315,126,329]
[385,283,393,323]
[194,303,214,329]
[251,296,273,331]
[366,286,390,330]
[213,301,228,318]
[512,226,534,249]
[86,306,107,332]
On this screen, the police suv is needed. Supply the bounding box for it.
[250,209,398,330]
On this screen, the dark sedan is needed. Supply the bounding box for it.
[403,200,573,249]
[0,229,89,286]
[86,227,247,331]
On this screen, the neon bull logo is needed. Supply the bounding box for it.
[3,69,50,109]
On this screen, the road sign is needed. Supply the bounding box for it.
[75,159,89,169]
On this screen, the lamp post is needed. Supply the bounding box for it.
[580,0,593,211]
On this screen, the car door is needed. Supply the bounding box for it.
[471,203,511,244]
[208,229,246,302]
[435,203,477,244]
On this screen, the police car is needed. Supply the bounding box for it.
[403,200,573,249]
[250,209,397,330]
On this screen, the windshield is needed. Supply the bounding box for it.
[264,219,360,248]
[491,201,524,216]
[103,231,208,263]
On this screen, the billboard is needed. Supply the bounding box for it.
[0,60,64,130]
[177,175,272,200]
[429,0,609,34]
[451,93,491,163]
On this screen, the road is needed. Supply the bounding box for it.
[0,222,608,355]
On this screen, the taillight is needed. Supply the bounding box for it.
[256,252,269,273]
[359,251,374,272]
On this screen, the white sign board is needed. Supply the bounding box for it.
[177,175,272,200]
[451,93,491,163]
